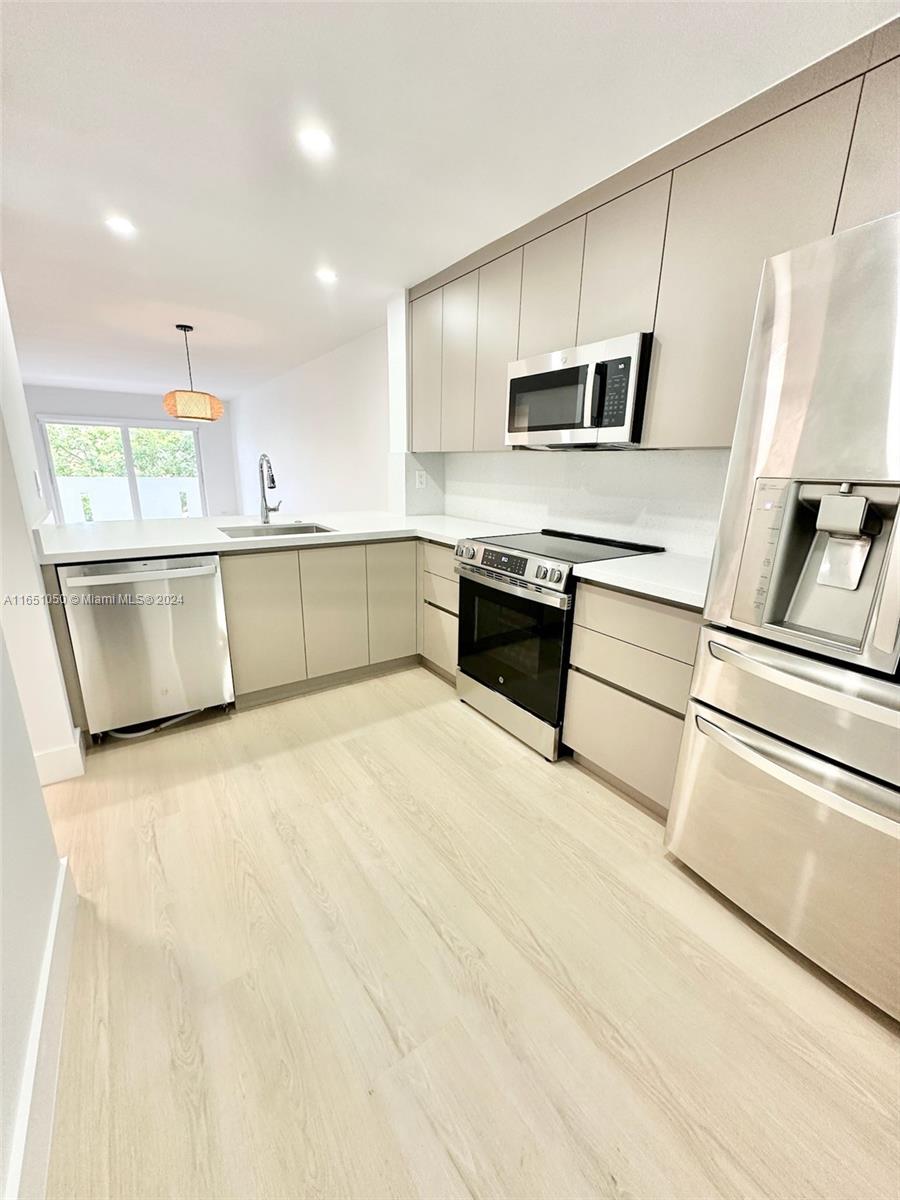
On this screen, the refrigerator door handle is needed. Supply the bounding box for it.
[707,637,900,727]
[694,712,900,826]
[872,525,900,653]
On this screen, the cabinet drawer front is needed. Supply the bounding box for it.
[667,701,900,1018]
[421,541,456,581]
[299,545,369,678]
[221,551,306,694]
[423,603,458,676]
[563,669,683,809]
[570,624,692,715]
[423,572,459,615]
[575,584,701,664]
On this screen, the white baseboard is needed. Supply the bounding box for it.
[34,729,84,786]
[4,860,78,1200]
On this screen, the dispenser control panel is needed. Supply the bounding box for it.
[732,478,788,626]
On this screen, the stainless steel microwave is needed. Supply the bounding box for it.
[505,332,652,448]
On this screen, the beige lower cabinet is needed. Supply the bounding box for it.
[563,669,684,811]
[220,551,307,694]
[366,541,416,663]
[422,602,458,677]
[422,570,459,615]
[299,545,369,678]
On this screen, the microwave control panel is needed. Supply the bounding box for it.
[597,356,632,428]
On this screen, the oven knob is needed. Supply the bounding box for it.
[535,565,548,580]
[455,543,464,556]
[549,568,563,583]
[464,546,476,559]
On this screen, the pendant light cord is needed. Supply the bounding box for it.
[182,327,194,390]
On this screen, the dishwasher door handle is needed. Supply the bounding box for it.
[64,564,218,587]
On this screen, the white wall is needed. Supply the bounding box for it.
[443,448,731,557]
[1,286,84,784]
[231,325,390,516]
[24,383,239,517]
[1,631,64,1200]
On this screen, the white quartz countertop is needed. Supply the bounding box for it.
[573,551,711,610]
[35,511,712,609]
[33,511,528,565]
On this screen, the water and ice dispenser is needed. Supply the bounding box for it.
[732,477,900,666]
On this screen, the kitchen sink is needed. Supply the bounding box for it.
[217,523,334,538]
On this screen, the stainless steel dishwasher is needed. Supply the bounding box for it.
[58,555,234,734]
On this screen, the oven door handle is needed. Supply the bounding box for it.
[455,563,572,610]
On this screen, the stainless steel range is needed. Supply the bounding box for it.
[454,530,663,759]
[666,213,900,1019]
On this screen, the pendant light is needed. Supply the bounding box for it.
[163,324,223,421]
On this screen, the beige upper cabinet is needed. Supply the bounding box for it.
[410,290,442,452]
[366,541,416,663]
[835,59,900,233]
[473,247,522,451]
[517,217,586,359]
[221,551,306,695]
[299,545,369,678]
[644,80,861,449]
[576,175,671,345]
[440,271,479,451]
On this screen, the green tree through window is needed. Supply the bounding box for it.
[129,427,198,477]
[46,423,126,476]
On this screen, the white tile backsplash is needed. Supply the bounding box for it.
[442,448,730,556]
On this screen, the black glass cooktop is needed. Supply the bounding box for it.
[476,529,664,564]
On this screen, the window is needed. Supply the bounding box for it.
[39,417,207,523]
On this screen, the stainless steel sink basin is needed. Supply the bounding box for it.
[218,523,334,538]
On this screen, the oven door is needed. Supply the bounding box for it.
[506,361,597,447]
[457,567,573,725]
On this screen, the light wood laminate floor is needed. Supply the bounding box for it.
[44,666,899,1200]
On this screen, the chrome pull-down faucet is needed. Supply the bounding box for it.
[258,453,282,524]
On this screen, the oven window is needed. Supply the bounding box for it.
[508,365,588,432]
[458,577,571,725]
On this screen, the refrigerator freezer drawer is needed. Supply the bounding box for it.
[667,700,900,1018]
[693,626,900,786]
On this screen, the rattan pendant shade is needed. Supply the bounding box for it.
[164,324,223,421]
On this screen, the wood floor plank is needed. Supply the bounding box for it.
[42,666,900,1200]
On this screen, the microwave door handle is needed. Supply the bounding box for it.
[694,713,900,827]
[583,363,597,428]
[706,637,900,727]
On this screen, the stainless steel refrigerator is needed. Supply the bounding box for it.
[666,213,900,1019]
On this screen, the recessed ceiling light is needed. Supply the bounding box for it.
[297,126,334,161]
[105,215,137,238]
[316,266,338,285]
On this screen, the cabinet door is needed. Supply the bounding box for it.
[366,541,416,663]
[299,545,369,677]
[410,290,442,452]
[835,59,900,233]
[221,551,306,694]
[422,602,458,677]
[473,247,522,451]
[644,81,860,449]
[440,272,479,451]
[517,217,586,359]
[576,175,670,344]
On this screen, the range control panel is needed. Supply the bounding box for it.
[481,548,527,576]
[454,541,571,592]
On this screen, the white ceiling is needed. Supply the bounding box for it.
[3,2,897,400]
